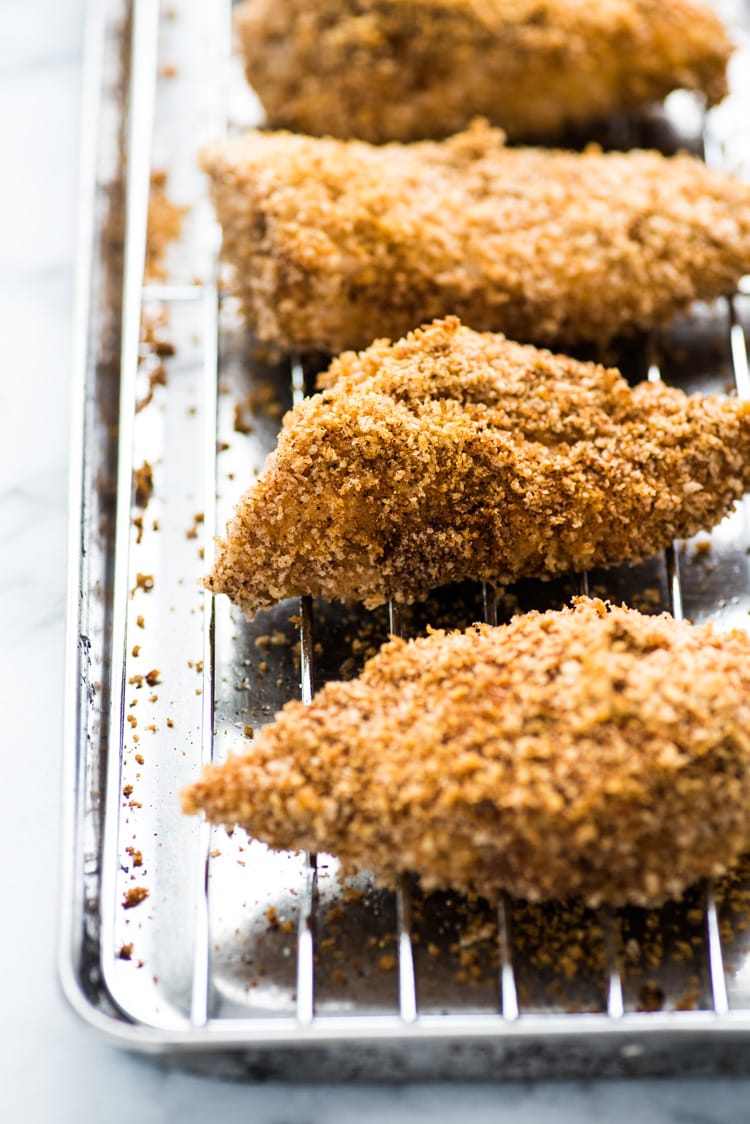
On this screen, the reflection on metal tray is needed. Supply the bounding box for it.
[61,0,750,1079]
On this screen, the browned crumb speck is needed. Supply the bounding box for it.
[133,461,154,507]
[185,512,205,540]
[201,122,750,353]
[233,400,255,436]
[136,363,168,414]
[183,599,750,907]
[235,0,730,144]
[207,318,750,616]
[145,170,186,283]
[123,887,149,910]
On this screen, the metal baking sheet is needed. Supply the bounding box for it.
[61,0,750,1079]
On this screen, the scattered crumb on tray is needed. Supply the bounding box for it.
[133,461,154,507]
[123,887,149,910]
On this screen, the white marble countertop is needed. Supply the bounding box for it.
[3,1,750,1119]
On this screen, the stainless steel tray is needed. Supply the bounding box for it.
[61,0,750,1079]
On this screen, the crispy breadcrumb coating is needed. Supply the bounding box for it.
[235,0,731,143]
[183,598,750,906]
[206,318,750,616]
[201,122,750,354]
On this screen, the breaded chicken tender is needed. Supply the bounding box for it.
[207,319,750,616]
[183,599,750,906]
[201,122,750,354]
[235,0,731,143]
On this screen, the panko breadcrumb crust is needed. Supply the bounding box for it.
[235,0,731,144]
[201,122,750,354]
[206,319,750,616]
[183,599,750,906]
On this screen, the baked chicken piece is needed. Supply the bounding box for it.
[184,598,750,906]
[202,122,750,354]
[235,0,731,143]
[207,318,750,616]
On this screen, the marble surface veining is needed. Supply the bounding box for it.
[3,1,750,1120]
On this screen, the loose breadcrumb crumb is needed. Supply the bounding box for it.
[133,461,154,507]
[123,887,149,910]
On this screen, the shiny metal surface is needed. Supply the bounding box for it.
[61,0,750,1078]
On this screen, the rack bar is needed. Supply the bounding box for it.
[574,569,625,1015]
[388,600,404,638]
[190,284,221,1027]
[293,537,317,1015]
[386,600,419,1022]
[189,815,212,1027]
[396,874,418,1024]
[645,326,662,382]
[664,544,684,621]
[289,355,319,1019]
[498,893,519,1021]
[296,853,318,1025]
[729,296,750,400]
[701,120,724,170]
[481,585,521,1018]
[298,595,315,705]
[290,352,306,405]
[705,880,730,1015]
[601,906,624,1019]
[481,582,498,627]
[644,340,686,621]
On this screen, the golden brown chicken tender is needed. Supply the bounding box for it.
[207,318,750,616]
[183,598,750,906]
[202,123,750,354]
[235,0,731,143]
